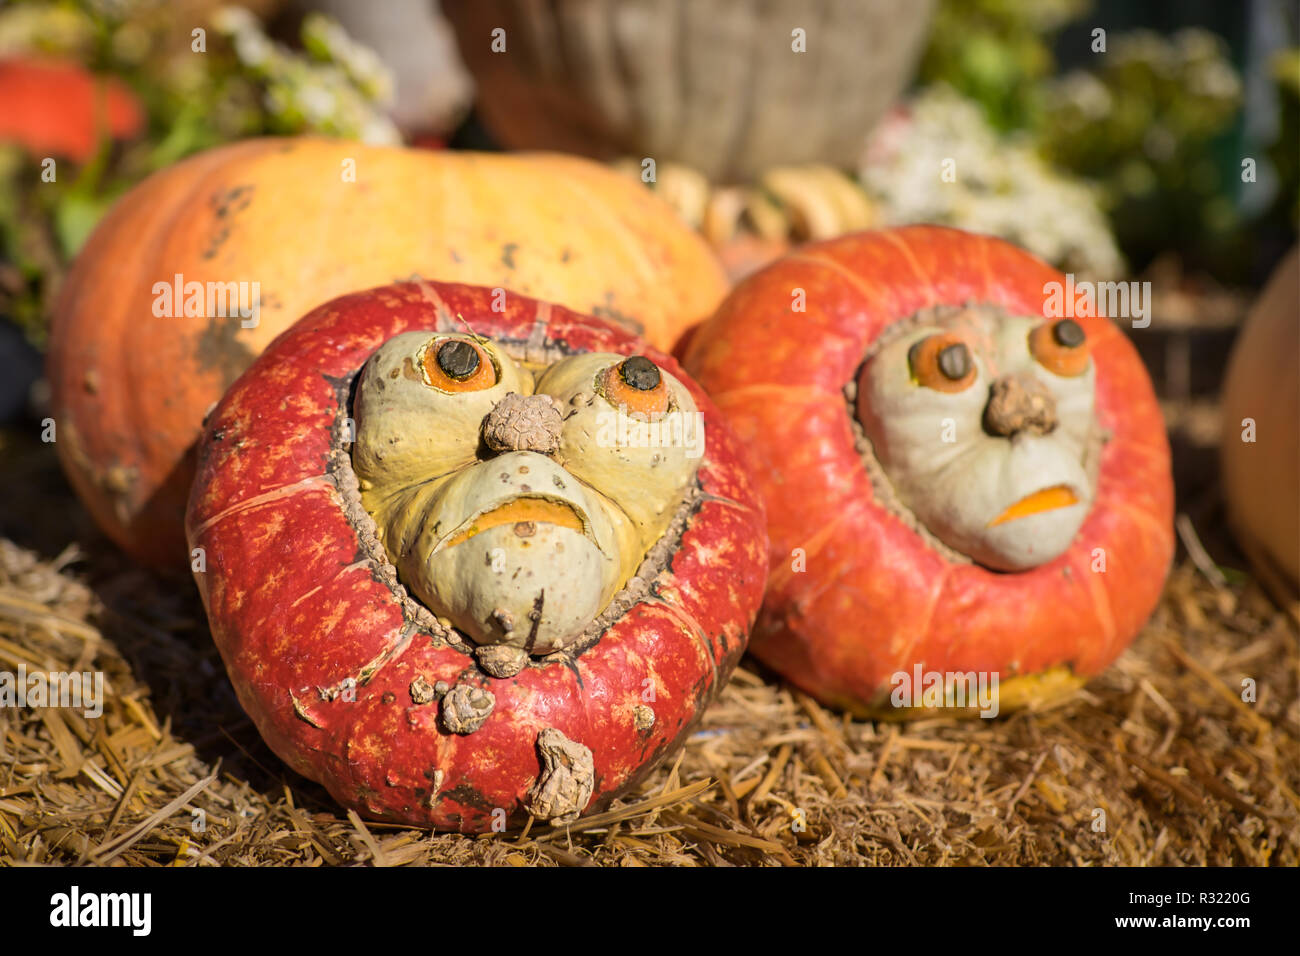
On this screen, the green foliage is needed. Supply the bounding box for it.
[211,7,398,144]
[0,0,398,343]
[1039,29,1243,269]
[919,0,1092,132]
[922,0,1250,275]
[1270,48,1300,227]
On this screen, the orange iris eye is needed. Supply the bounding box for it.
[1029,319,1089,377]
[908,334,977,393]
[599,355,671,418]
[421,338,497,392]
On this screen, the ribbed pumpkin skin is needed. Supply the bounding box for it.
[445,0,934,184]
[46,136,727,567]
[683,226,1174,713]
[186,282,767,831]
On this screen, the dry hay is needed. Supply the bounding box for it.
[0,430,1296,867]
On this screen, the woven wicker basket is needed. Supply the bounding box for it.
[446,0,934,183]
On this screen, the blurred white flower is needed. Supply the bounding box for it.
[859,87,1124,279]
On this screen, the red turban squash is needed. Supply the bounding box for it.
[187,282,766,830]
[683,226,1174,715]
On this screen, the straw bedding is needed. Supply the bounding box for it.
[0,427,1296,866]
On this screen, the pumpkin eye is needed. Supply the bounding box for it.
[1029,319,1090,377]
[908,334,978,393]
[599,355,671,418]
[420,337,498,392]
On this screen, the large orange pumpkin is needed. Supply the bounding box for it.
[46,136,728,567]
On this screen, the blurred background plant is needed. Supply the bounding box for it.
[1039,29,1244,278]
[0,0,401,342]
[919,0,1092,133]
[918,0,1296,283]
[858,85,1124,279]
[1267,46,1300,228]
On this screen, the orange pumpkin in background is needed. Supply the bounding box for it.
[46,136,728,567]
[683,226,1174,716]
[0,57,144,162]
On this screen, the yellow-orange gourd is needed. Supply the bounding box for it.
[1220,245,1300,586]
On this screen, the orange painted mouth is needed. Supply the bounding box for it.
[987,485,1079,527]
[443,497,586,548]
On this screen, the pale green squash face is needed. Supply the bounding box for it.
[351,332,703,659]
[857,306,1101,571]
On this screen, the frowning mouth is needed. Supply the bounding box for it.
[439,497,588,549]
[986,485,1079,527]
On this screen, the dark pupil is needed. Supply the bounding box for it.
[937,343,971,380]
[1053,319,1086,348]
[620,355,661,391]
[437,340,480,379]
